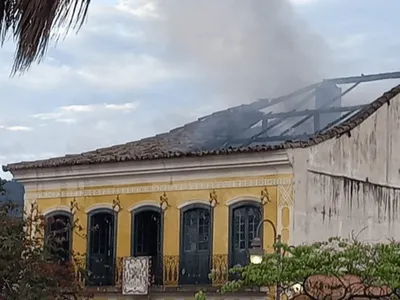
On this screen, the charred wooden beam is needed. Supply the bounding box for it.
[252,83,320,111]
[240,91,316,147]
[279,81,361,136]
[261,104,366,119]
[252,71,400,112]
[253,71,400,112]
[327,71,400,85]
[247,71,400,114]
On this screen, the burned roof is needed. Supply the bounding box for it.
[4,71,400,172]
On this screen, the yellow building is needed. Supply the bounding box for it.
[4,139,294,299]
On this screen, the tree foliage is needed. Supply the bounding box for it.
[0,178,91,300]
[0,0,91,74]
[198,237,400,299]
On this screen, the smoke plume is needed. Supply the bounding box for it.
[148,0,332,105]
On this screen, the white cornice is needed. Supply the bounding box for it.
[15,151,291,192]
[13,151,289,182]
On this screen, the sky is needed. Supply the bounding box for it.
[1,0,400,179]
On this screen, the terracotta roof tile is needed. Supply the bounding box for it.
[4,85,400,172]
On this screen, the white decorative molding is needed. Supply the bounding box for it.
[278,184,294,207]
[84,203,114,214]
[177,199,210,209]
[41,205,71,216]
[122,256,149,295]
[28,177,294,199]
[128,200,159,212]
[225,195,261,207]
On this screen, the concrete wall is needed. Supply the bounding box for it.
[288,93,400,245]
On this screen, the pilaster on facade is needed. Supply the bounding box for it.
[277,182,294,244]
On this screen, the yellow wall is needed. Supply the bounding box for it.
[34,173,293,271]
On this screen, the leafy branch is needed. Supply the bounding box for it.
[197,237,400,299]
[0,177,91,299]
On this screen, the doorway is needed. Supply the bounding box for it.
[180,204,212,285]
[87,210,116,286]
[132,207,162,285]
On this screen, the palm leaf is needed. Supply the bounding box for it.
[0,0,91,74]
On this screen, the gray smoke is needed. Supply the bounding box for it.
[149,0,333,105]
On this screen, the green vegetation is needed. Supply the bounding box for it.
[197,237,400,299]
[0,178,90,300]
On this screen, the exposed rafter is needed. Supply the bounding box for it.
[327,71,400,85]
[278,81,361,137]
[201,71,400,127]
[224,71,400,148]
[251,83,321,111]
[262,104,366,119]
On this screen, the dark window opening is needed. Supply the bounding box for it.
[230,204,261,268]
[46,213,71,263]
[133,209,162,285]
[87,211,116,286]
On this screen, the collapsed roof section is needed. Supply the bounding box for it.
[218,71,400,148]
[4,71,400,171]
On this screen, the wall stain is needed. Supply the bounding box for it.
[309,170,400,228]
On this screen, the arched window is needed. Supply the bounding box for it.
[131,206,163,286]
[87,209,117,286]
[229,202,262,268]
[45,211,73,263]
[179,203,213,285]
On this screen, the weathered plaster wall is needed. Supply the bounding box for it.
[288,93,400,245]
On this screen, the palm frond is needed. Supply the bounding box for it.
[0,0,91,75]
